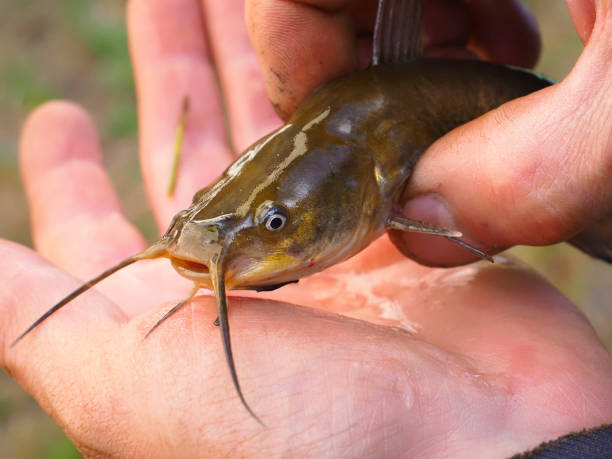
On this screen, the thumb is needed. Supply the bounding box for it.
[392,4,612,266]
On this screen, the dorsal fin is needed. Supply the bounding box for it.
[372,0,424,65]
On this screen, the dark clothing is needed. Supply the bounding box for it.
[513,424,612,458]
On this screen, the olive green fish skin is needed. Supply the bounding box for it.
[164,59,551,289]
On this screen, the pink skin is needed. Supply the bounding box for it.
[1,0,611,456]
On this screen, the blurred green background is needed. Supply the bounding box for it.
[0,1,609,457]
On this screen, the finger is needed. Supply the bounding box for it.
[566,0,597,44]
[394,27,612,266]
[350,0,474,66]
[246,0,539,122]
[354,0,475,62]
[19,101,185,318]
[0,241,124,405]
[20,101,147,278]
[465,0,541,68]
[423,0,470,49]
[246,0,359,120]
[201,0,281,153]
[128,0,234,230]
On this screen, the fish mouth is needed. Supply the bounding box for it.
[171,257,211,280]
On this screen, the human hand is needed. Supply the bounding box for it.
[246,0,612,266]
[1,0,611,457]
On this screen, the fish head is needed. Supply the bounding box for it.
[162,192,342,291]
[161,120,372,290]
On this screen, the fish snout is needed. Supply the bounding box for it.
[167,215,232,282]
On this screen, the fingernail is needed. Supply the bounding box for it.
[395,194,488,266]
[403,194,459,231]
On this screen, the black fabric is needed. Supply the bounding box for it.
[512,424,612,458]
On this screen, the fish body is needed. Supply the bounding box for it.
[163,59,551,291]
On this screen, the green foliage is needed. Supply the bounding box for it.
[57,0,137,138]
[109,102,138,137]
[44,436,82,459]
[3,63,57,110]
[81,22,127,60]
[0,396,12,422]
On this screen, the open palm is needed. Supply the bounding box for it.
[1,0,611,457]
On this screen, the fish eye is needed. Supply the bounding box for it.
[257,201,289,232]
[264,211,287,231]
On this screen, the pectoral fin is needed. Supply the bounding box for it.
[372,0,423,65]
[254,279,299,292]
[386,215,494,262]
[145,284,200,338]
[387,215,462,237]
